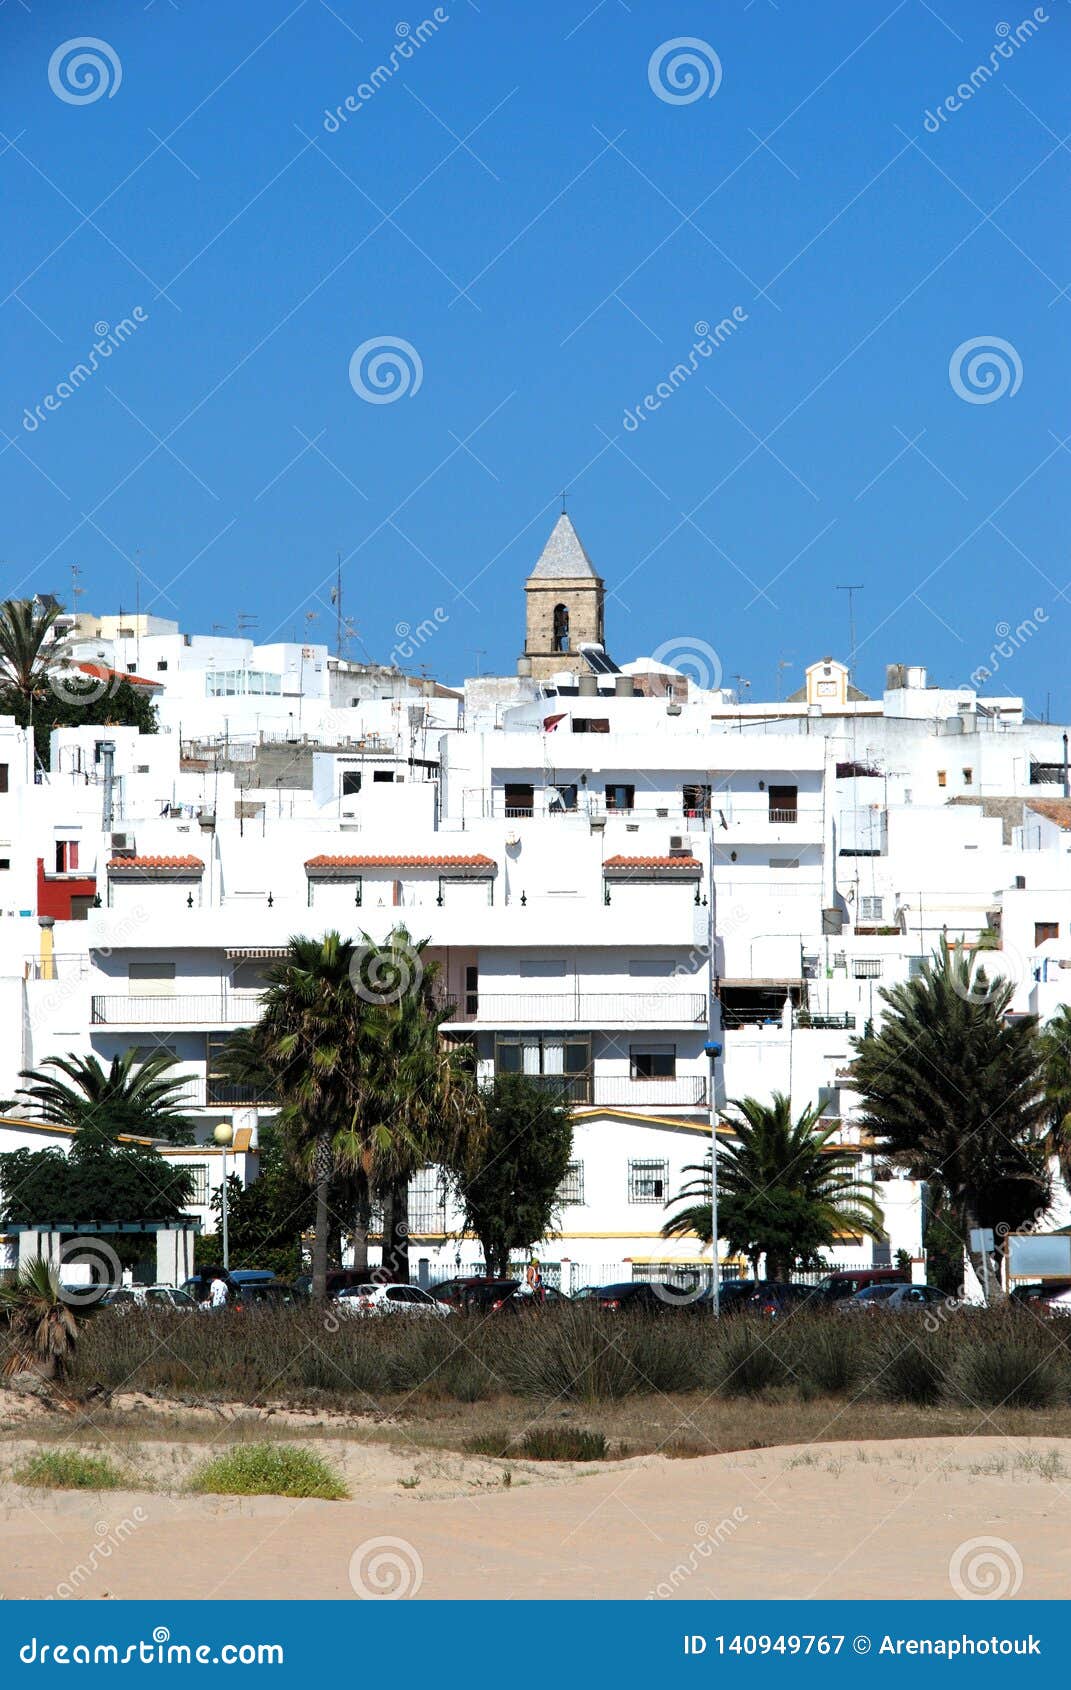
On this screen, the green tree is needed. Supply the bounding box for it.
[0,1259,79,1382]
[18,1050,194,1145]
[205,1125,314,1278]
[453,1073,572,1277]
[662,1093,884,1277]
[850,949,1051,1295]
[1038,1004,1071,1185]
[0,596,66,703]
[356,928,484,1282]
[0,1139,192,1227]
[256,933,369,1301]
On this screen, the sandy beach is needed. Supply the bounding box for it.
[2,1435,1067,1601]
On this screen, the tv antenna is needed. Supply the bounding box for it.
[837,584,864,678]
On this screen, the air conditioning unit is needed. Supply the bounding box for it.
[109,832,135,856]
[669,835,692,856]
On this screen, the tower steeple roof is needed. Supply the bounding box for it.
[529,514,600,581]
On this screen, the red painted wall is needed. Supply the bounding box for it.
[37,859,97,920]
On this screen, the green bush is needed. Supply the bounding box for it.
[519,1426,608,1461]
[710,1325,787,1397]
[15,1450,127,1490]
[871,1330,950,1405]
[952,1329,1067,1409]
[187,1443,347,1499]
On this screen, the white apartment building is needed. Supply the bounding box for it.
[3,518,1070,1287]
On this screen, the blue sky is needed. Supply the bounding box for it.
[2,0,1069,709]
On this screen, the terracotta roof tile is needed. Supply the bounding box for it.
[75,660,160,689]
[107,855,204,869]
[1025,800,1071,831]
[304,854,497,869]
[603,854,702,870]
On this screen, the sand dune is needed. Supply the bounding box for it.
[2,1436,1068,1601]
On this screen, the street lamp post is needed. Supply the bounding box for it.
[214,1122,234,1270]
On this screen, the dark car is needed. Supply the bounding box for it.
[494,1285,571,1313]
[293,1268,370,1299]
[430,1276,521,1311]
[744,1281,825,1318]
[586,1282,688,1313]
[232,1280,302,1311]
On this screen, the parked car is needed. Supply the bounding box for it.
[746,1282,825,1318]
[494,1285,571,1313]
[231,1280,302,1311]
[1011,1281,1071,1314]
[430,1276,520,1311]
[99,1285,197,1312]
[586,1282,687,1313]
[816,1268,909,1303]
[838,1282,951,1314]
[336,1283,452,1318]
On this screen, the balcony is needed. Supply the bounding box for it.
[793,1012,857,1030]
[484,1073,708,1108]
[91,991,265,1027]
[445,992,707,1028]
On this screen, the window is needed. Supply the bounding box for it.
[519,958,568,977]
[769,857,799,869]
[372,770,394,783]
[549,783,578,812]
[127,662,138,673]
[157,660,168,671]
[494,1033,591,1101]
[628,1159,669,1203]
[552,602,570,654]
[768,784,798,823]
[341,771,362,796]
[186,1164,210,1204]
[852,957,882,979]
[630,1043,676,1080]
[557,1161,585,1205]
[504,782,534,816]
[0,858,10,871]
[682,783,711,817]
[605,783,635,812]
[464,964,479,1016]
[817,1086,840,1119]
[628,959,676,977]
[907,956,926,978]
[0,764,8,793]
[408,1168,447,1234]
[572,718,609,734]
[128,961,176,996]
[962,767,973,785]
[859,895,884,922]
[937,770,947,788]
[1035,921,1059,947]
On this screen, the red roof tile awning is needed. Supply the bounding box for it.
[305,854,496,872]
[107,855,204,872]
[603,854,703,878]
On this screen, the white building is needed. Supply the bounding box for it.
[2,519,1069,1289]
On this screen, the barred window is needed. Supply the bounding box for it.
[852,957,882,979]
[628,1159,668,1203]
[557,1161,584,1205]
[407,1168,447,1235]
[186,1164,210,1205]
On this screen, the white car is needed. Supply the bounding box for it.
[335,1283,453,1318]
[99,1285,198,1312]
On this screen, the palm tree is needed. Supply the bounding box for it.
[1038,1005,1071,1184]
[0,1257,79,1381]
[357,928,484,1282]
[850,948,1050,1296]
[256,933,369,1300]
[17,1049,194,1145]
[663,1093,884,1278]
[0,596,67,705]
